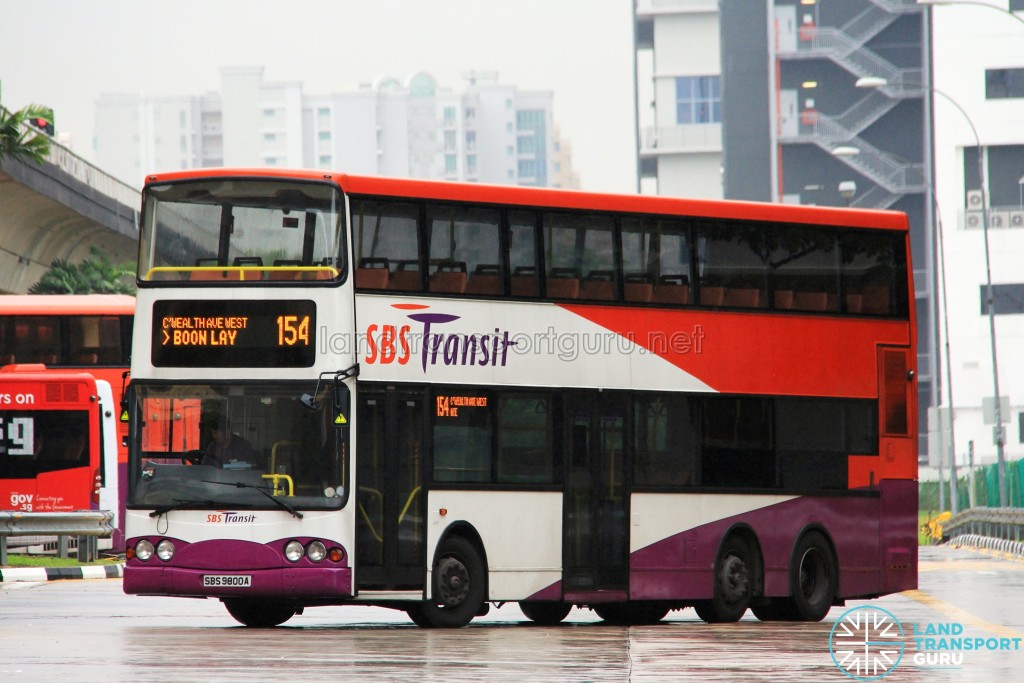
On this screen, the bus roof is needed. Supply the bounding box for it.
[143,168,909,233]
[0,294,135,316]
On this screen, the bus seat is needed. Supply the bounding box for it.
[624,281,653,303]
[723,288,761,308]
[233,256,264,267]
[774,290,794,310]
[37,352,58,364]
[355,257,390,288]
[653,285,689,305]
[511,266,539,297]
[845,293,863,313]
[465,264,503,296]
[268,259,303,281]
[699,286,725,306]
[429,261,468,294]
[581,271,615,301]
[792,291,828,312]
[389,261,422,291]
[72,351,99,365]
[0,353,15,365]
[861,286,890,314]
[547,267,580,299]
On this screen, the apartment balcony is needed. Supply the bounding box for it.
[639,124,722,157]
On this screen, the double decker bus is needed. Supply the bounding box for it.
[0,294,134,546]
[1,364,119,532]
[123,168,917,628]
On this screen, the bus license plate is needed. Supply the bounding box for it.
[203,574,252,588]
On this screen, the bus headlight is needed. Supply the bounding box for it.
[285,540,304,563]
[135,539,155,561]
[156,539,175,561]
[307,541,327,563]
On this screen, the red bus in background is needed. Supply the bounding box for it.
[0,294,134,546]
[1,365,119,545]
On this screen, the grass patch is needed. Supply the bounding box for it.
[3,553,122,569]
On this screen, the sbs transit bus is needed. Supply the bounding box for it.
[0,294,134,546]
[1,364,119,542]
[123,168,917,628]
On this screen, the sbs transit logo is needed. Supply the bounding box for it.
[829,605,905,680]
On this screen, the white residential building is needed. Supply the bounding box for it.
[94,67,575,190]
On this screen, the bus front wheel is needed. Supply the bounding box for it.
[223,598,297,627]
[694,536,754,623]
[417,536,486,628]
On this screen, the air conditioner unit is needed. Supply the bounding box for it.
[966,210,983,229]
[990,211,1010,228]
[1010,210,1024,228]
[967,189,984,209]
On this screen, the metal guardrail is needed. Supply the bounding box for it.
[941,508,1024,554]
[0,510,115,565]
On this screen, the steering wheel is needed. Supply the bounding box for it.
[183,450,205,466]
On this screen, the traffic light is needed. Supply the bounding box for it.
[28,107,54,136]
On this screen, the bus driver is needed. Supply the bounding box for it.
[202,415,257,469]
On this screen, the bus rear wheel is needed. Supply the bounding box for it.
[223,598,297,627]
[416,536,486,628]
[790,531,836,622]
[519,601,571,625]
[694,536,754,623]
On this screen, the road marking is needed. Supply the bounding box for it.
[902,589,1024,639]
[919,559,1024,572]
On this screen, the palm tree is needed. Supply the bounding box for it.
[29,246,136,294]
[0,103,52,166]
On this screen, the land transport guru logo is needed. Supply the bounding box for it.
[829,604,1022,679]
[364,303,514,371]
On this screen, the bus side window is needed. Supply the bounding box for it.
[351,199,421,292]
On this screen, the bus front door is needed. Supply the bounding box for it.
[563,392,629,597]
[355,387,425,591]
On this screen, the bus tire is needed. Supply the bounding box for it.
[695,536,754,623]
[418,535,486,628]
[519,601,571,625]
[223,599,296,627]
[790,531,836,622]
[594,602,669,625]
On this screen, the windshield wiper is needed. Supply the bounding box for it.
[149,499,220,518]
[202,479,304,519]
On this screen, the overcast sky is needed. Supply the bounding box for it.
[0,0,638,192]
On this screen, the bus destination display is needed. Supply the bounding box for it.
[152,300,316,367]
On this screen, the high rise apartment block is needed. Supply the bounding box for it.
[94,67,576,190]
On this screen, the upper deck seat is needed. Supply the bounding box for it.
[465,264,503,296]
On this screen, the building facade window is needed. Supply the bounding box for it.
[980,283,1024,315]
[675,76,721,124]
[986,68,1024,99]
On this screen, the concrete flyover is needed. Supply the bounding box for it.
[0,140,140,294]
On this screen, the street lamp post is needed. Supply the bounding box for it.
[856,75,1009,507]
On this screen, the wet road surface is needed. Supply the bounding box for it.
[2,545,1022,682]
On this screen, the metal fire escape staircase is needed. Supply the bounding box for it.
[777,0,926,208]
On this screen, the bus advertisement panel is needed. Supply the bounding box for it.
[123,169,916,628]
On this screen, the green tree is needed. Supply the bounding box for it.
[0,103,52,166]
[29,246,136,294]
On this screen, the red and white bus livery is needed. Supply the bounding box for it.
[1,364,119,529]
[123,168,916,627]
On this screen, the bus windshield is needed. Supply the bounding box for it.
[128,382,348,511]
[139,179,344,283]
